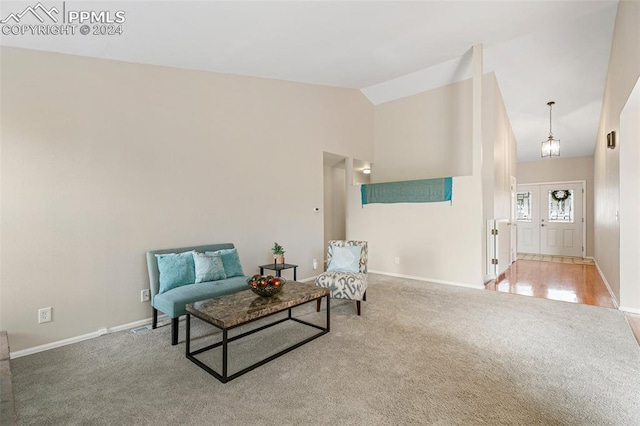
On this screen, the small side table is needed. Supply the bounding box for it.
[259,263,298,281]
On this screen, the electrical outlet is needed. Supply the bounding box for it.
[395,257,400,264]
[38,307,52,323]
[141,289,150,302]
[313,258,318,270]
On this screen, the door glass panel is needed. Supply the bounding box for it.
[547,189,574,223]
[516,192,532,221]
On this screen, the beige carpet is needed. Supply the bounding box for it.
[10,274,640,425]
[517,253,595,265]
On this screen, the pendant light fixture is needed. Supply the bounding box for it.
[541,101,560,158]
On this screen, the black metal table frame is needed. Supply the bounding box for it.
[186,294,330,383]
[259,263,298,281]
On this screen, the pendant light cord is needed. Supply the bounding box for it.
[548,101,554,138]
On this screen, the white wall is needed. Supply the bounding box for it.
[480,72,517,273]
[518,156,595,257]
[619,76,640,311]
[488,75,517,222]
[347,61,516,286]
[594,0,640,301]
[347,176,484,287]
[0,47,373,351]
[352,76,481,287]
[372,79,473,182]
[482,73,518,279]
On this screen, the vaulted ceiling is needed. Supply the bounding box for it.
[0,0,618,162]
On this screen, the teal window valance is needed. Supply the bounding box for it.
[361,177,452,205]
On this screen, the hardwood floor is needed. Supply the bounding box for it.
[486,259,616,308]
[486,259,640,346]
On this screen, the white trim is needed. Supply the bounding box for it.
[594,260,620,308]
[518,179,586,186]
[369,270,485,290]
[107,317,155,334]
[297,275,318,283]
[10,315,164,359]
[11,330,102,359]
[619,306,640,315]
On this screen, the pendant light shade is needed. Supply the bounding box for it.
[541,101,560,158]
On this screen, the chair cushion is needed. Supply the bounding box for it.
[327,245,361,273]
[156,252,196,294]
[315,271,367,301]
[193,251,226,283]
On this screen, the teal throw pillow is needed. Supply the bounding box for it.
[192,251,227,283]
[156,251,196,294]
[327,245,361,273]
[206,248,244,278]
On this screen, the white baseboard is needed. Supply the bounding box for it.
[10,330,104,359]
[10,314,167,359]
[9,277,323,359]
[594,260,620,308]
[369,270,485,290]
[619,306,640,315]
[297,275,317,283]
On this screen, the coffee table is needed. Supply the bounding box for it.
[185,281,330,383]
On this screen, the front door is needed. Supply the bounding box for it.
[539,183,583,257]
[516,182,584,257]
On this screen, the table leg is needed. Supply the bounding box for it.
[186,314,191,355]
[275,270,281,277]
[222,329,228,383]
[326,295,330,332]
[259,267,264,276]
[294,267,297,281]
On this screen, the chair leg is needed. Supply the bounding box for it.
[152,308,158,329]
[316,299,321,312]
[171,317,179,345]
[363,291,367,302]
[356,300,361,316]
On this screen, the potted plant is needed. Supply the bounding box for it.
[272,242,285,264]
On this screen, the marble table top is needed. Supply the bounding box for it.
[187,281,329,329]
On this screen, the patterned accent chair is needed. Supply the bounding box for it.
[315,240,368,315]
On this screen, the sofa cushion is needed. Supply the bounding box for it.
[156,252,196,294]
[193,251,226,283]
[152,275,249,318]
[206,248,244,278]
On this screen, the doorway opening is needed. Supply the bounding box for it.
[323,152,347,253]
[322,152,371,269]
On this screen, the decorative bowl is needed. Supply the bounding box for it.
[247,275,286,297]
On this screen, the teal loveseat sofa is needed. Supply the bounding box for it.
[146,243,249,345]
